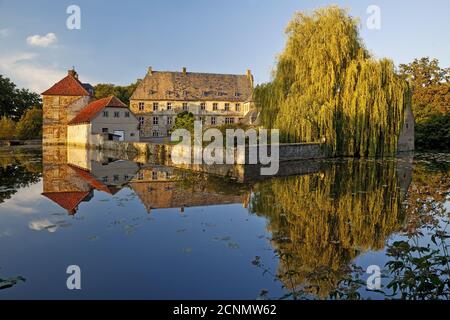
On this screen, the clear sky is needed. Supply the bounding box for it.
[0,0,449,92]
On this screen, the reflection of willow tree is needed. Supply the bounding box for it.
[0,148,42,204]
[251,160,406,298]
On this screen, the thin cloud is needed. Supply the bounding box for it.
[0,28,11,37]
[29,219,58,233]
[26,32,58,48]
[0,52,66,92]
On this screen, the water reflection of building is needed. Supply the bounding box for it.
[128,167,246,212]
[42,147,247,214]
[42,146,140,215]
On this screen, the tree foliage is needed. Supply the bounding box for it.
[415,114,450,151]
[255,6,410,157]
[0,75,41,121]
[171,111,195,134]
[0,117,16,140]
[16,107,43,139]
[399,57,450,122]
[94,82,139,106]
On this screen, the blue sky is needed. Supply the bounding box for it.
[0,0,449,92]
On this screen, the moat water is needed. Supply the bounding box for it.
[0,147,448,300]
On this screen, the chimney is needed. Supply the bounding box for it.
[182,67,187,75]
[68,68,78,79]
[246,69,254,87]
[148,66,153,75]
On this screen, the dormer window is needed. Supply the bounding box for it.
[235,92,241,97]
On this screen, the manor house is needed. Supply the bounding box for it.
[130,67,258,138]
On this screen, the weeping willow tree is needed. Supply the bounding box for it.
[255,6,411,157]
[250,159,409,298]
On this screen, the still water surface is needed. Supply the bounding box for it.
[0,147,448,299]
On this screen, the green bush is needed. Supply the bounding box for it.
[0,117,16,140]
[16,107,43,139]
[415,114,450,151]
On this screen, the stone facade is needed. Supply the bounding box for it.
[130,67,255,138]
[42,95,93,145]
[42,71,139,146]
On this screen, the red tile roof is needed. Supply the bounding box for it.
[42,192,91,215]
[68,96,128,125]
[42,73,92,96]
[68,164,119,195]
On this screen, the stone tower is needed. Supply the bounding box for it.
[398,103,415,153]
[41,69,94,145]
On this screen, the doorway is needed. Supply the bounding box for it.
[113,130,125,142]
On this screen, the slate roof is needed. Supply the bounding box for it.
[131,69,254,102]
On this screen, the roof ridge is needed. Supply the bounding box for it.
[42,73,91,96]
[68,95,128,125]
[149,70,249,77]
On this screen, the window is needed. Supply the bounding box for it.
[138,102,145,111]
[211,117,217,125]
[103,111,109,117]
[113,175,119,182]
[138,117,145,126]
[213,103,218,111]
[200,102,206,111]
[165,172,171,179]
[182,103,188,111]
[152,130,159,137]
[224,103,230,111]
[152,171,158,180]
[138,172,144,180]
[125,111,130,118]
[225,117,235,125]
[153,102,159,111]
[102,128,109,133]
[167,117,173,125]
[102,176,108,183]
[114,111,120,118]
[130,133,135,137]
[167,102,172,110]
[153,117,159,125]
[235,104,241,112]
